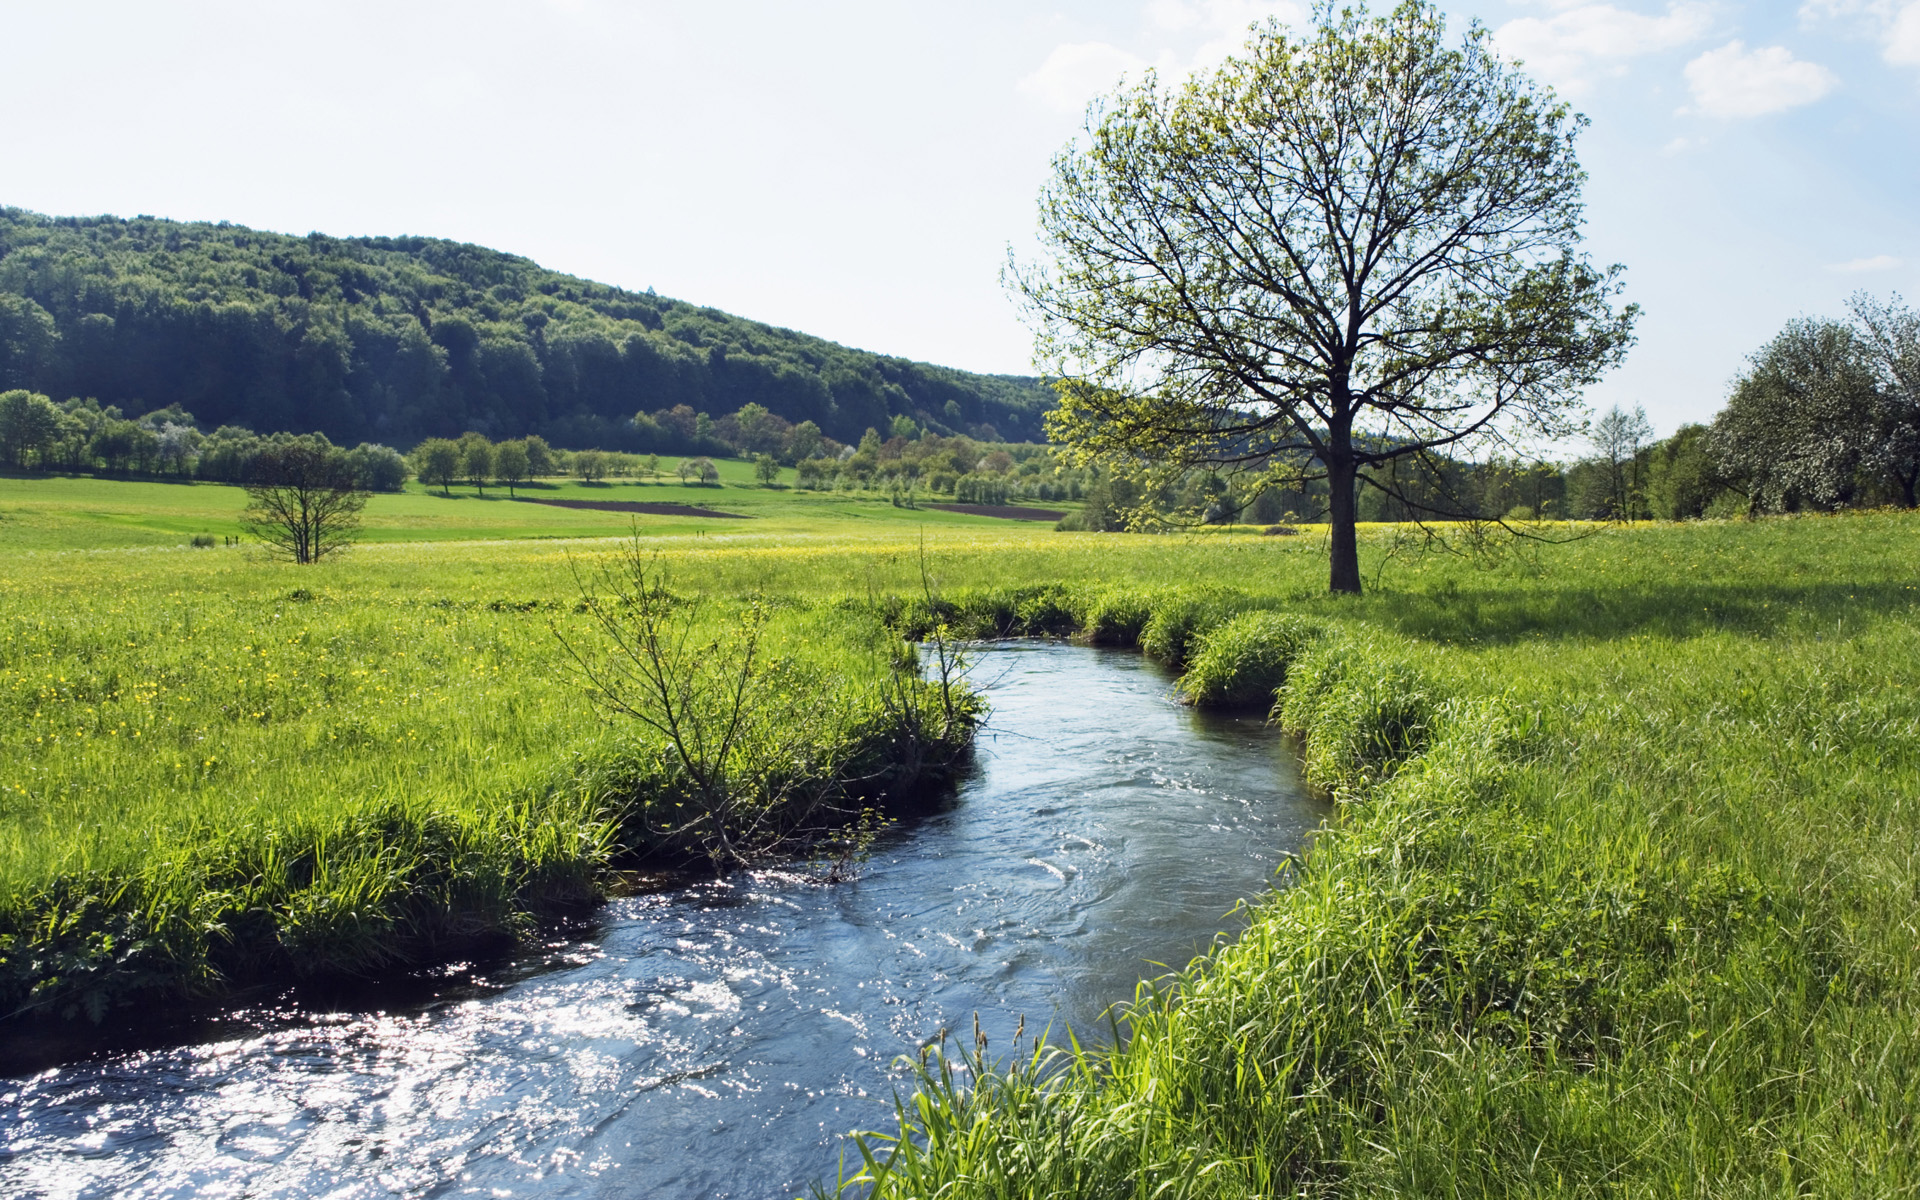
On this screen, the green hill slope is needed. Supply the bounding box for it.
[0,208,1051,448]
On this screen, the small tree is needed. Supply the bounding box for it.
[786,420,826,464]
[754,452,780,486]
[0,390,62,469]
[642,453,661,481]
[413,438,461,495]
[242,443,368,563]
[459,433,495,494]
[522,434,556,478]
[797,457,833,490]
[1591,405,1653,519]
[574,448,609,481]
[495,439,531,496]
[692,456,720,484]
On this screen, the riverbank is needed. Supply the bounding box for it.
[4,511,1916,1192]
[846,524,1920,1194]
[0,544,977,1024]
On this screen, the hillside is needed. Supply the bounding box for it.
[0,208,1053,448]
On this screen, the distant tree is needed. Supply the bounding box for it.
[1710,319,1882,513]
[785,420,825,464]
[753,452,780,486]
[494,439,531,495]
[675,456,697,484]
[574,448,609,481]
[688,456,720,484]
[522,434,556,477]
[0,390,62,469]
[412,438,462,495]
[242,443,368,563]
[890,414,920,441]
[459,432,495,494]
[642,452,661,481]
[1590,405,1653,519]
[1643,424,1725,519]
[346,442,409,491]
[1018,2,1636,592]
[796,457,833,490]
[1848,292,1920,507]
[729,403,788,455]
[654,405,699,444]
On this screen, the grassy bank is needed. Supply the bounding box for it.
[0,537,980,1021]
[5,492,1918,1191]
[840,515,1920,1196]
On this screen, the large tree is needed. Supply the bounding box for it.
[241,443,369,564]
[1016,0,1636,592]
[1847,292,1920,507]
[1710,317,1896,513]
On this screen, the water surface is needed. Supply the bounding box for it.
[1,643,1322,1199]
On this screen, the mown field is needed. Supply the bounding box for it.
[0,458,1061,552]
[2,473,1917,1193]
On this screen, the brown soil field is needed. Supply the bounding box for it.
[514,498,750,519]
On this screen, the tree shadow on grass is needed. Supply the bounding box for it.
[1352,579,1919,645]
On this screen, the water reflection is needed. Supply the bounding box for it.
[1,643,1323,1199]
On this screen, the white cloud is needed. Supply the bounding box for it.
[1682,40,1838,116]
[1019,1,1304,114]
[1829,254,1905,272]
[1492,3,1714,95]
[1887,2,1920,62]
[1798,0,1920,65]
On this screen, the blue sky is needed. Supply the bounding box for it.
[4,0,1916,436]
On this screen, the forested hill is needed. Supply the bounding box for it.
[0,209,1052,448]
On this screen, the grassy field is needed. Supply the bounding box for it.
[0,460,1066,552]
[835,514,1920,1197]
[4,471,1918,1192]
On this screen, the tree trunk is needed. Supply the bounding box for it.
[1327,454,1362,595]
[1900,466,1917,509]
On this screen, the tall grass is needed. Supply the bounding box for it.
[0,540,975,1019]
[833,515,1920,1197]
[4,512,1919,1193]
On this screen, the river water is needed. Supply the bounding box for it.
[0,643,1322,1200]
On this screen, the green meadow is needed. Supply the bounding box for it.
[0,460,1074,553]
[2,471,1918,1193]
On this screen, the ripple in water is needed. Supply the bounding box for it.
[0,643,1324,1199]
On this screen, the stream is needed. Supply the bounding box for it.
[0,642,1324,1199]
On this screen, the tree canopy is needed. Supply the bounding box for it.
[1020,0,1636,592]
[1710,301,1920,512]
[0,209,1052,450]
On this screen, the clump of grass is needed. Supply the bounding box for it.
[1138,589,1244,665]
[1073,586,1153,645]
[1176,610,1321,707]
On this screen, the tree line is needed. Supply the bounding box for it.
[0,390,409,490]
[0,209,1053,450]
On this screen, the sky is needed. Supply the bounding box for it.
[3,0,1917,436]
